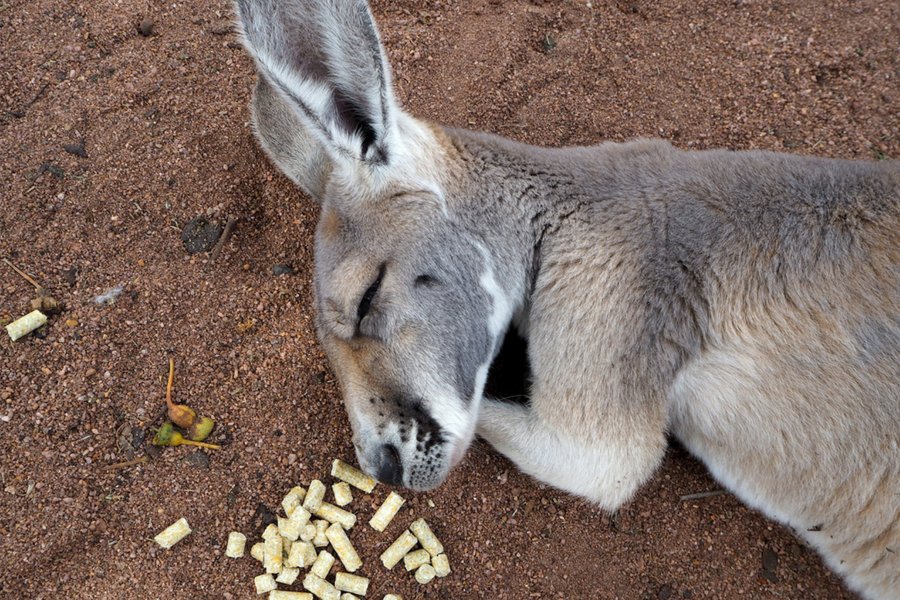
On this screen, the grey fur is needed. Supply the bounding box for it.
[233,1,899,598]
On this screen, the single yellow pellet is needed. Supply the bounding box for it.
[276,567,300,585]
[369,491,405,532]
[409,518,443,557]
[254,573,277,595]
[313,502,357,530]
[403,548,430,571]
[153,517,192,549]
[303,480,327,512]
[264,534,283,574]
[303,572,340,600]
[282,486,307,517]
[415,563,436,585]
[432,553,451,577]
[334,572,369,596]
[332,482,353,507]
[331,460,376,493]
[325,523,362,572]
[225,531,246,558]
[310,550,335,579]
[380,530,417,570]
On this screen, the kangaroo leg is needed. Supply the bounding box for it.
[478,228,673,511]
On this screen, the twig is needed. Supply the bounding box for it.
[105,456,148,470]
[680,489,727,501]
[3,258,43,290]
[210,217,238,261]
[10,81,50,118]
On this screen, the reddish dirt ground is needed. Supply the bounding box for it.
[0,1,897,599]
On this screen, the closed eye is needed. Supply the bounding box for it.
[357,264,386,324]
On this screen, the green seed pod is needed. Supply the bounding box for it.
[188,416,215,442]
[153,422,176,446]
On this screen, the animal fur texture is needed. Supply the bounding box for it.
[232,1,899,597]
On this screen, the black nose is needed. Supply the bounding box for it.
[375,444,404,486]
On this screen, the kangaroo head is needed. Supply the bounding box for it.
[235,0,515,489]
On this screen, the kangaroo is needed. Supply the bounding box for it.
[232,1,899,598]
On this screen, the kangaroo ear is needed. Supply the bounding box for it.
[235,0,397,166]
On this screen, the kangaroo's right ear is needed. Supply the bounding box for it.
[234,0,398,168]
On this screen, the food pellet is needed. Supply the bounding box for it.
[313,502,357,530]
[5,310,47,341]
[432,553,451,577]
[262,523,280,540]
[368,491,405,532]
[303,572,340,600]
[331,460,376,493]
[300,522,317,542]
[332,482,353,507]
[283,486,307,517]
[264,534,283,574]
[403,548,430,571]
[325,523,362,572]
[281,506,312,540]
[153,517,192,549]
[287,541,317,568]
[340,594,360,600]
[251,542,265,562]
[310,550,335,579]
[303,480,326,512]
[254,573,278,595]
[313,519,329,547]
[270,592,313,600]
[409,518,443,557]
[334,572,369,596]
[383,595,404,600]
[415,563,436,585]
[276,567,300,585]
[380,530,417,569]
[225,531,247,558]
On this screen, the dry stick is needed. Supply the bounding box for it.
[210,217,239,262]
[680,490,727,502]
[10,81,50,118]
[3,258,43,290]
[105,456,148,471]
[165,357,176,411]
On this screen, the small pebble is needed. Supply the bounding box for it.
[183,451,210,469]
[138,18,154,37]
[272,264,295,276]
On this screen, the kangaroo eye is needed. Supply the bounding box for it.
[357,264,385,322]
[414,274,440,288]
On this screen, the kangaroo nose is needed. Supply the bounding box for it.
[375,444,404,486]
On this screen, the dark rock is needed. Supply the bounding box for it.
[63,141,88,158]
[180,217,223,254]
[272,264,294,276]
[253,503,277,530]
[183,451,210,469]
[658,585,673,600]
[761,547,779,582]
[138,18,154,37]
[63,267,78,287]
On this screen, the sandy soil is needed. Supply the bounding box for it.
[0,0,896,598]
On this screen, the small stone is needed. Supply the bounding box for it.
[658,584,673,599]
[138,18,154,37]
[63,267,77,287]
[180,217,223,254]
[287,453,297,465]
[272,264,294,276]
[65,318,79,327]
[183,451,210,469]
[63,142,88,158]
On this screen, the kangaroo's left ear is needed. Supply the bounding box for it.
[235,0,398,166]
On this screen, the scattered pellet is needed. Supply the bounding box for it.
[332,482,353,507]
[325,523,362,572]
[303,572,340,600]
[225,531,247,558]
[303,480,326,512]
[380,530,417,570]
[409,518,443,557]
[415,563,436,585]
[254,573,277,595]
[331,460,376,493]
[153,517,192,549]
[403,548,430,572]
[334,572,369,596]
[432,553,451,577]
[310,550,335,579]
[369,492,405,532]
